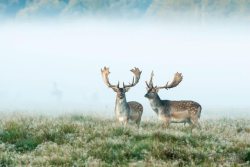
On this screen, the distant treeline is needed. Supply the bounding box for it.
[0,0,250,19]
[147,0,250,20]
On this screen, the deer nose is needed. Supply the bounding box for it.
[144,94,148,98]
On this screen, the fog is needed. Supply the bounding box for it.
[0,20,249,118]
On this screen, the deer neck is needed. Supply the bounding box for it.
[148,94,162,115]
[115,96,130,116]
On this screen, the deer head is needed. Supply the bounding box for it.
[144,71,183,99]
[101,66,142,99]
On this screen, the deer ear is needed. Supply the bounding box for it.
[155,87,159,93]
[124,87,130,92]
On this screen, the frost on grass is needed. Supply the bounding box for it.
[0,114,249,166]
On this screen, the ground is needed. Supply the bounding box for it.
[0,114,249,166]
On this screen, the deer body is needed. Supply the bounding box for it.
[114,98,143,124]
[127,101,143,124]
[148,96,201,125]
[101,67,143,127]
[145,72,201,128]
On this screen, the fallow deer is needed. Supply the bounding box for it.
[144,71,201,128]
[101,67,143,127]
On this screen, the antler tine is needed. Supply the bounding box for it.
[101,66,117,88]
[156,72,183,90]
[123,67,142,88]
[146,71,154,88]
[149,71,154,87]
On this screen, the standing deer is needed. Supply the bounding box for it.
[101,67,143,127]
[144,71,201,128]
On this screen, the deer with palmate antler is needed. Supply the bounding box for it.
[144,71,202,129]
[101,67,143,127]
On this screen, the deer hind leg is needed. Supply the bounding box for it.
[135,117,141,128]
[137,110,144,128]
[183,119,192,126]
[190,116,201,129]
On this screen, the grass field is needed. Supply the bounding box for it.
[0,114,249,166]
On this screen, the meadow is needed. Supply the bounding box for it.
[0,114,249,167]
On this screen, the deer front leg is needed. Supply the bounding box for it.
[124,119,128,127]
[114,115,120,125]
[162,117,170,129]
[118,116,129,127]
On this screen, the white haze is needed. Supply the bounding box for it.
[0,20,249,118]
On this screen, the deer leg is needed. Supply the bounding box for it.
[192,116,201,129]
[123,117,130,128]
[190,116,200,129]
[115,115,120,124]
[184,120,191,126]
[163,117,170,129]
[136,118,141,128]
[196,121,201,129]
[161,123,167,129]
[114,118,119,126]
[124,119,128,126]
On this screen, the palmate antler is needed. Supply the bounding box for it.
[146,71,183,90]
[156,72,183,89]
[101,66,118,89]
[123,67,142,88]
[101,66,142,90]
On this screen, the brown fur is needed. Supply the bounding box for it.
[145,71,202,129]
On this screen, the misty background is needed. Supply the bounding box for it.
[0,0,250,118]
